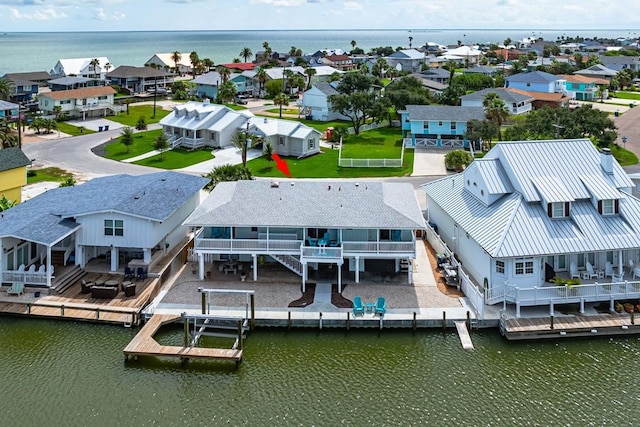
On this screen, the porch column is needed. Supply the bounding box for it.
[302,263,307,293]
[355,256,360,284]
[252,254,258,281]
[46,245,52,288]
[619,250,623,277]
[337,263,342,293]
[610,297,615,313]
[515,302,521,318]
[110,246,117,272]
[549,301,554,316]
[76,244,84,268]
[198,253,204,280]
[395,258,400,273]
[143,248,151,263]
[579,298,585,314]
[408,260,413,285]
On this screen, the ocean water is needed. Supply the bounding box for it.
[0,29,635,75]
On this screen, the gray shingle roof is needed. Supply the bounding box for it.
[459,88,533,104]
[106,66,172,78]
[405,105,485,122]
[0,147,31,172]
[0,172,208,245]
[0,100,20,111]
[506,70,561,83]
[184,180,425,230]
[313,82,339,96]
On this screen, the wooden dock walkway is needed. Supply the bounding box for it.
[123,314,243,363]
[502,314,640,340]
[454,321,474,350]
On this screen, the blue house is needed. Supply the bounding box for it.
[0,100,20,119]
[505,70,564,93]
[400,105,485,148]
[194,71,255,99]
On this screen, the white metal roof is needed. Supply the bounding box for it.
[531,176,574,203]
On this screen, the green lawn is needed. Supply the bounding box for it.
[611,92,640,101]
[299,119,352,133]
[26,167,73,184]
[107,105,170,126]
[264,107,299,115]
[56,122,96,136]
[610,143,638,166]
[224,104,249,111]
[132,148,214,169]
[103,129,163,160]
[248,127,413,178]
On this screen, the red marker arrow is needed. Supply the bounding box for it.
[272,153,291,178]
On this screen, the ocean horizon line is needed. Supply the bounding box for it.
[2,28,638,35]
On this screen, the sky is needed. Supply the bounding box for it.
[0,0,638,32]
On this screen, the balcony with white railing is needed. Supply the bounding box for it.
[194,229,302,254]
[2,270,50,285]
[301,245,343,263]
[342,241,415,257]
[492,280,640,306]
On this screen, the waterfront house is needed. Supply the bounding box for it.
[2,73,46,104]
[106,66,173,94]
[37,86,117,119]
[300,82,350,121]
[0,172,208,288]
[144,53,193,75]
[321,54,355,71]
[384,49,428,73]
[460,88,533,115]
[0,147,31,204]
[48,77,103,91]
[441,46,483,66]
[50,57,111,80]
[422,139,640,317]
[183,180,426,292]
[400,105,485,148]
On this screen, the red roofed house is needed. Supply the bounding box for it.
[321,54,355,71]
[38,86,117,119]
[220,63,256,72]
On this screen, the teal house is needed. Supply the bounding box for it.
[400,105,485,148]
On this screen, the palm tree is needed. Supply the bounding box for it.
[282,69,293,94]
[218,66,231,84]
[0,77,14,101]
[304,67,317,89]
[230,129,258,168]
[89,58,100,78]
[189,51,200,79]
[289,46,298,57]
[256,67,267,91]
[218,80,237,103]
[483,93,509,142]
[274,93,289,118]
[350,40,357,52]
[201,58,214,72]
[240,47,253,63]
[203,164,253,191]
[409,36,413,49]
[170,51,182,76]
[104,62,112,74]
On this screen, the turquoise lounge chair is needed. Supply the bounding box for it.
[374,296,386,315]
[353,296,365,316]
[7,283,24,296]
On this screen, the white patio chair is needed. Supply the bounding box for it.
[605,262,614,278]
[586,262,599,279]
[569,262,580,279]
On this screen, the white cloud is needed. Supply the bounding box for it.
[9,7,67,20]
[251,0,308,6]
[93,7,125,21]
[344,1,362,11]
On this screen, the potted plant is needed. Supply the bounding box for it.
[566,278,581,296]
[551,277,568,295]
[615,302,624,313]
[624,302,634,313]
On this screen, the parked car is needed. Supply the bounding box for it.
[235,95,248,105]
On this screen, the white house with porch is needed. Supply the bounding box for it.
[0,172,208,289]
[183,180,426,292]
[422,139,640,317]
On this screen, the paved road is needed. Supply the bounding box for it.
[614,105,640,174]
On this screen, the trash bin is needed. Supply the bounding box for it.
[615,111,619,117]
[34,291,41,298]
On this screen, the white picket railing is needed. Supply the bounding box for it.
[338,135,405,168]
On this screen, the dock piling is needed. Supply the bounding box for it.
[201,292,206,315]
[183,314,189,347]
[319,312,323,330]
[413,312,417,331]
[250,294,255,330]
[347,312,350,330]
[442,311,446,332]
[550,315,554,330]
[287,311,291,330]
[466,311,471,329]
[237,320,243,351]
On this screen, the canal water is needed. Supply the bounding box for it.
[2,317,639,426]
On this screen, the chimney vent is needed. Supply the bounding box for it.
[271,181,280,188]
[601,148,613,175]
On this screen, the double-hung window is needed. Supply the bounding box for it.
[104,219,124,236]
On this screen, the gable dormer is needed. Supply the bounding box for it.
[580,174,621,217]
[531,176,574,219]
[463,159,513,206]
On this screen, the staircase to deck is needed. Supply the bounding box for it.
[272,254,303,276]
[50,265,86,295]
